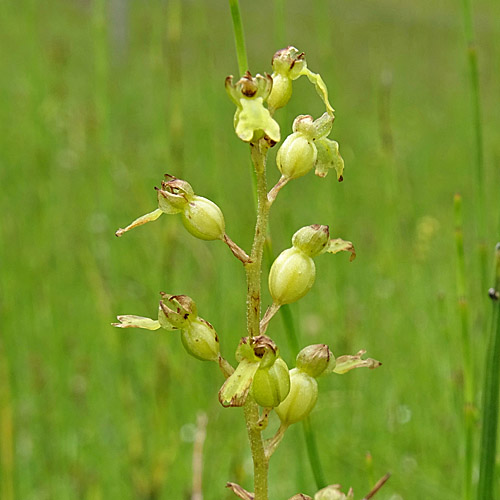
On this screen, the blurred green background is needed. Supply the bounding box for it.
[1,0,499,498]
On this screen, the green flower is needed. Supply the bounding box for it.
[225,71,280,143]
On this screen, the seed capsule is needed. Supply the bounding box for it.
[292,225,330,257]
[269,247,316,305]
[181,196,225,241]
[276,132,317,180]
[296,344,335,378]
[251,357,290,408]
[275,368,318,424]
[180,318,220,362]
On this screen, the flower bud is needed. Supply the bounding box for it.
[276,132,317,180]
[269,248,316,305]
[251,357,290,408]
[275,368,318,425]
[181,318,220,362]
[292,225,330,257]
[181,195,225,241]
[296,344,335,378]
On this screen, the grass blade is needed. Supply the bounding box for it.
[477,243,500,499]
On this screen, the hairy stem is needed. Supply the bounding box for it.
[228,0,248,75]
[244,399,269,500]
[243,140,272,500]
[246,142,271,339]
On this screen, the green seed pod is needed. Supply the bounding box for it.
[251,357,290,408]
[181,318,220,362]
[269,247,316,305]
[181,195,225,241]
[276,132,317,180]
[275,368,318,425]
[296,344,335,378]
[292,225,330,257]
[267,73,293,113]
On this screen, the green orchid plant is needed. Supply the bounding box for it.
[113,45,385,500]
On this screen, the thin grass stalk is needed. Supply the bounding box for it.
[454,194,475,500]
[92,0,110,152]
[228,0,248,75]
[476,243,500,500]
[166,0,185,170]
[272,0,286,49]
[460,0,487,289]
[0,342,14,500]
[279,306,327,490]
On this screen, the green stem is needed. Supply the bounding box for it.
[303,416,327,489]
[278,285,326,490]
[228,0,249,75]
[246,142,271,339]
[461,0,486,288]
[454,194,474,500]
[244,400,269,500]
[244,140,272,500]
[477,243,500,500]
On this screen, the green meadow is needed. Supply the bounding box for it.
[1,0,499,498]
